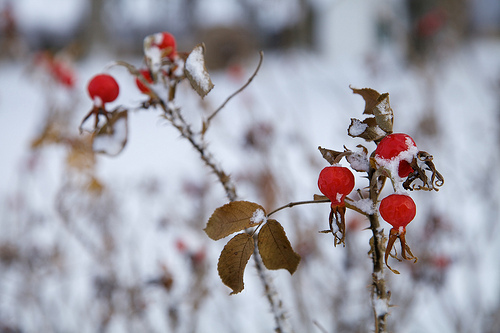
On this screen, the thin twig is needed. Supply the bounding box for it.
[267,199,329,217]
[205,51,264,126]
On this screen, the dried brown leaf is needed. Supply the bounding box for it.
[372,93,393,133]
[217,233,255,295]
[318,146,343,165]
[185,43,214,98]
[205,201,265,240]
[350,86,381,115]
[348,117,386,142]
[258,219,300,274]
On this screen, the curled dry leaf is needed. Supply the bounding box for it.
[348,118,386,142]
[218,233,255,295]
[258,219,300,274]
[350,86,394,138]
[185,43,214,98]
[204,201,265,240]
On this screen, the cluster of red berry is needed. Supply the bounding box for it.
[86,32,177,109]
[318,133,419,272]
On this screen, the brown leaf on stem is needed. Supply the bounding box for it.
[258,219,300,274]
[204,201,265,240]
[350,86,381,115]
[347,118,386,142]
[218,233,255,295]
[185,43,214,98]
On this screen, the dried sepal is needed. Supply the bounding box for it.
[320,205,347,247]
[384,228,417,274]
[92,109,129,156]
[403,151,444,191]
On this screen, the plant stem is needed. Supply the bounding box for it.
[161,91,289,331]
[368,167,389,333]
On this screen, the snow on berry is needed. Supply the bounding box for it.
[374,133,418,179]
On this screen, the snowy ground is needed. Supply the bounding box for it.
[1,35,500,332]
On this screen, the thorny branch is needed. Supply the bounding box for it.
[152,54,289,332]
[368,166,390,333]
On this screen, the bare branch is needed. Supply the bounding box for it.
[205,51,264,127]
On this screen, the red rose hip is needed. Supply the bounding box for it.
[318,166,355,207]
[87,74,119,105]
[374,133,418,177]
[379,194,416,230]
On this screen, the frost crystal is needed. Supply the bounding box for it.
[251,209,267,224]
[185,46,211,92]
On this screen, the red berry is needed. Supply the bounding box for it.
[379,194,416,230]
[374,133,417,177]
[318,166,355,206]
[152,32,177,60]
[135,69,154,94]
[87,74,119,105]
[51,61,76,88]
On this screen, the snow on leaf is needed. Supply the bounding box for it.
[257,219,300,274]
[184,43,214,98]
[372,93,393,133]
[348,117,386,142]
[204,201,265,240]
[218,233,254,295]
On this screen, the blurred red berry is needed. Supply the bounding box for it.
[152,32,177,60]
[87,74,119,105]
[135,69,154,94]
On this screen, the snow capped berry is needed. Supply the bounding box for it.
[379,194,416,230]
[135,69,154,94]
[374,133,418,178]
[151,31,177,60]
[87,74,119,105]
[318,166,355,207]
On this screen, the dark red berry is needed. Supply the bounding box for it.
[87,74,119,104]
[318,166,355,207]
[379,194,416,230]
